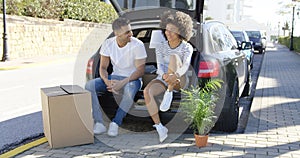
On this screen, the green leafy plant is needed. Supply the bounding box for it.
[0,0,118,23]
[180,79,222,135]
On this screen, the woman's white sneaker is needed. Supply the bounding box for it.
[153,123,168,142]
[160,90,173,112]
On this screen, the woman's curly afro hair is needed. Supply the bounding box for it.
[159,11,193,41]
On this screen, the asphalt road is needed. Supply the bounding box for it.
[0,58,76,153]
[236,51,264,133]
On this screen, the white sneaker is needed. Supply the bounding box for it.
[153,123,168,142]
[93,122,106,135]
[160,90,173,112]
[107,122,119,137]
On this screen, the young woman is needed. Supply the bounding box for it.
[144,11,193,142]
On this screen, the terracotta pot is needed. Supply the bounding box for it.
[194,133,208,147]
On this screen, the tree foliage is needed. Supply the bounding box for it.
[0,0,118,23]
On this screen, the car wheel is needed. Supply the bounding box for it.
[214,80,239,132]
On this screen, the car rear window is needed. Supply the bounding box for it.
[246,31,261,38]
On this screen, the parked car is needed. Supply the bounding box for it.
[245,30,266,54]
[231,30,254,69]
[86,0,250,132]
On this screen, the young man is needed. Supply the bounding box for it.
[85,17,147,137]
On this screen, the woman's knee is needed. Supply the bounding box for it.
[169,54,182,67]
[170,54,180,61]
[143,86,150,98]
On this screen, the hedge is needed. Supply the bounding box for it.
[0,0,118,23]
[279,36,300,53]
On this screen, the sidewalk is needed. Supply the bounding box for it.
[3,44,300,157]
[0,54,77,71]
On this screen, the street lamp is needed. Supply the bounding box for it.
[278,21,280,39]
[1,0,8,61]
[290,5,295,51]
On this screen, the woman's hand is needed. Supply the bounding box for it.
[164,73,179,86]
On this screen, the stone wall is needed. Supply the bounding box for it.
[0,15,112,60]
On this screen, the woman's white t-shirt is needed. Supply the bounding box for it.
[100,36,147,77]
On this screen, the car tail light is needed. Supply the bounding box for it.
[198,60,220,78]
[86,59,94,75]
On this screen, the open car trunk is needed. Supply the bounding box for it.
[95,27,200,115]
[109,0,204,23]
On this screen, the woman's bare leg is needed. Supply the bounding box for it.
[143,80,166,124]
[167,54,186,91]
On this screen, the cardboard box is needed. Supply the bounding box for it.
[41,85,94,148]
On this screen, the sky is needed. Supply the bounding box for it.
[246,0,282,25]
[246,0,300,36]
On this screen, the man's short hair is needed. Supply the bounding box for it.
[112,18,130,31]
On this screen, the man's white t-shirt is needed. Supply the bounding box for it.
[100,36,147,77]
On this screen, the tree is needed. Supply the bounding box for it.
[204,17,213,21]
[282,21,290,36]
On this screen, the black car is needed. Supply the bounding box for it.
[246,30,266,54]
[86,0,250,132]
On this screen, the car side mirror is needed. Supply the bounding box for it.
[240,41,252,50]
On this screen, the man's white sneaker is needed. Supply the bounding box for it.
[107,122,119,137]
[160,90,173,112]
[153,123,168,142]
[93,122,106,135]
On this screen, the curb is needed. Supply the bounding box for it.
[0,137,47,158]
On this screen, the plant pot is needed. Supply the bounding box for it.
[194,133,208,147]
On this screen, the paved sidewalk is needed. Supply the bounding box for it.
[0,54,76,71]
[7,44,300,157]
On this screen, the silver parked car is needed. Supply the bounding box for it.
[231,30,254,68]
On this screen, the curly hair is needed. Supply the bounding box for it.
[160,11,193,41]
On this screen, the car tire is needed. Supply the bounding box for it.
[242,68,251,97]
[214,80,239,132]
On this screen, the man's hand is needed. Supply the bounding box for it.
[107,79,127,94]
[105,80,114,92]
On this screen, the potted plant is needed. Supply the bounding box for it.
[180,79,222,147]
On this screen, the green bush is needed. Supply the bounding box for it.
[0,0,117,23]
[62,0,117,23]
[279,36,300,53]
